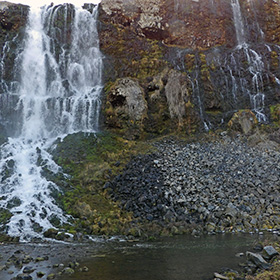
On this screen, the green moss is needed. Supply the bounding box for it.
[199,53,207,67]
[104,81,114,94]
[132,39,166,81]
[209,61,216,71]
[185,53,195,72]
[271,51,279,70]
[100,23,166,83]
[50,131,153,235]
[205,110,222,116]
[270,104,280,125]
[246,263,280,280]
[0,208,12,225]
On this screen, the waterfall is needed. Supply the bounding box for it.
[230,0,267,122]
[231,0,246,46]
[0,4,102,239]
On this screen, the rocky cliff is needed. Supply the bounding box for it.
[0,2,29,93]
[99,0,280,138]
[2,0,280,138]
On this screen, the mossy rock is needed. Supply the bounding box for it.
[228,109,258,135]
[0,208,12,226]
[43,228,59,238]
[270,104,280,125]
[0,233,19,242]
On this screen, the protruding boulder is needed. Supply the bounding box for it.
[105,78,147,139]
[228,110,258,135]
[43,228,58,239]
[246,251,271,270]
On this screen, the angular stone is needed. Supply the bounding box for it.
[246,251,271,270]
[214,272,229,280]
[263,246,279,260]
[23,266,34,273]
[36,271,45,278]
[46,274,56,280]
[0,265,6,271]
[228,110,258,135]
[63,267,75,275]
[16,274,33,280]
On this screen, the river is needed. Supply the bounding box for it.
[57,233,273,280]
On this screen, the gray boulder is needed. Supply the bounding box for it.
[263,246,279,260]
[246,251,271,270]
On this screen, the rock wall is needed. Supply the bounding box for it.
[0,2,29,93]
[99,0,280,138]
[2,1,280,138]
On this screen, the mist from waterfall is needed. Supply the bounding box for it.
[0,4,102,239]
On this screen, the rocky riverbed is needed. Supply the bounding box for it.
[1,233,278,280]
[0,239,109,280]
[106,131,280,236]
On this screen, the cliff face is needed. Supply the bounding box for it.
[99,0,280,138]
[0,2,29,93]
[2,1,280,138]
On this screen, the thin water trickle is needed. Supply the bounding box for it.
[0,4,103,239]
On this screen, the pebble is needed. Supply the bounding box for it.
[214,272,229,280]
[22,266,34,273]
[263,246,279,259]
[63,267,75,275]
[47,274,56,280]
[36,271,45,278]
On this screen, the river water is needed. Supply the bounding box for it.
[57,233,273,280]
[0,233,277,280]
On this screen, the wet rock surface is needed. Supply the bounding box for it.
[213,243,280,279]
[0,242,99,280]
[107,133,280,235]
[0,2,29,93]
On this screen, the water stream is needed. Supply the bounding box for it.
[231,0,246,46]
[230,0,267,122]
[0,4,102,240]
[58,234,270,280]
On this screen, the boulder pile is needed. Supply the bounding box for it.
[107,133,280,235]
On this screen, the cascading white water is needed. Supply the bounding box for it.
[0,4,102,239]
[230,0,267,122]
[231,0,246,46]
[0,34,21,95]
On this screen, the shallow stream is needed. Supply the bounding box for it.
[1,233,278,280]
[59,233,275,280]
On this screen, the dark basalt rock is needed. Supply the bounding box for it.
[107,134,280,234]
[246,251,272,270]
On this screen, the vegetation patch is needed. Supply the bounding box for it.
[50,131,153,236]
[0,208,12,227]
[270,104,280,125]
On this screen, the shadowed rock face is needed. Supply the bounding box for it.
[99,0,280,138]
